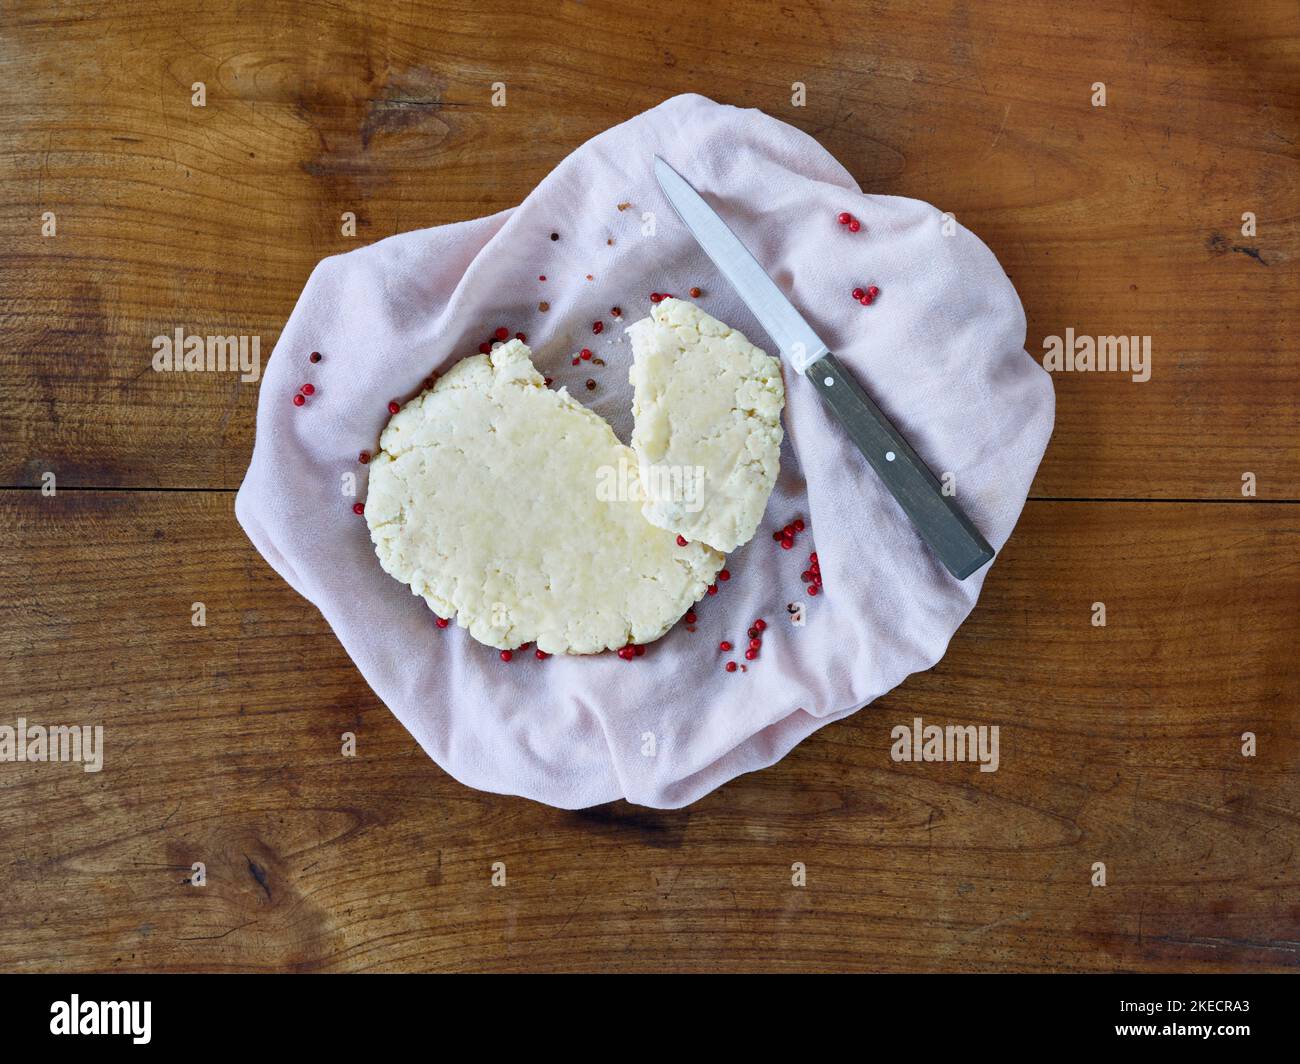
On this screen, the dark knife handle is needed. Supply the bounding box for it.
[808,354,994,580]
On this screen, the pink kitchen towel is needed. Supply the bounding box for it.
[236,93,1054,809]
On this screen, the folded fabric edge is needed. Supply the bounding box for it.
[638,700,870,810]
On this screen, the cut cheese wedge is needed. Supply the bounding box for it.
[627,298,785,553]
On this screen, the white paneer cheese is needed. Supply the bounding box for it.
[365,340,724,655]
[627,298,785,553]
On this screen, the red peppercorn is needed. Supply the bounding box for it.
[611,306,622,317]
[650,292,662,303]
[499,649,513,662]
[676,535,688,547]
[292,394,306,406]
[309,351,322,363]
[793,519,805,532]
[755,619,766,632]
[720,641,733,651]
[358,451,370,464]
[689,287,702,298]
[685,610,697,624]
[301,383,315,396]
[572,357,580,365]
[848,218,861,232]
[772,531,783,541]
[494,327,509,341]
[544,376,553,386]
[388,400,400,414]
[479,341,491,354]
[749,637,761,651]
[352,502,364,515]
[435,617,449,628]
[783,524,795,537]
[725,661,738,673]
[718,569,730,581]
[748,627,759,639]
[634,645,645,657]
[867,286,879,298]
[706,584,718,595]
[801,570,814,582]
[516,332,527,342]
[617,646,635,660]
[809,552,818,565]
[808,584,819,596]
[780,537,794,550]
[592,321,604,334]
[744,648,757,660]
[837,212,851,225]
[539,275,546,281]
[862,293,874,306]
[535,648,548,659]
[585,379,596,390]
[852,288,865,301]
[580,348,593,360]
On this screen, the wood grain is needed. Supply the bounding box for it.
[0,0,1297,973]
[0,0,1296,495]
[0,492,1294,972]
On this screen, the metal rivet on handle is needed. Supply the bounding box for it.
[885,451,896,461]
[823,376,833,386]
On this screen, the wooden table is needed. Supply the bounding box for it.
[1,0,1296,973]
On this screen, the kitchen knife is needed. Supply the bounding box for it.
[653,155,994,580]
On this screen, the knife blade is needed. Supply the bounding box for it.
[653,155,994,580]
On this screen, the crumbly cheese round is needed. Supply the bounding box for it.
[365,340,724,654]
[627,298,785,553]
